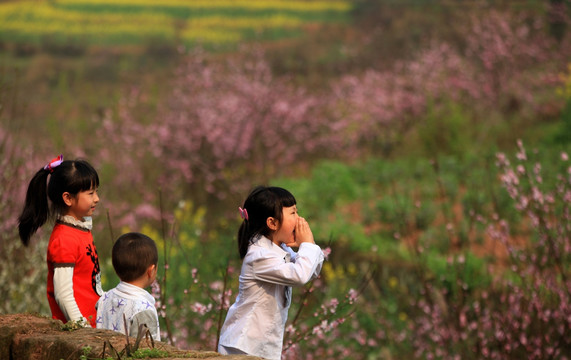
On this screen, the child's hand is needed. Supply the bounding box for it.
[286,217,314,248]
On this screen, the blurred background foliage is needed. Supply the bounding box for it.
[1,0,571,358]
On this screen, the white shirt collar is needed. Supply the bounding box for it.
[58,215,93,230]
[111,281,155,303]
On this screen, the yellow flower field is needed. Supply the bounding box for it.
[56,0,351,12]
[0,0,351,47]
[1,3,176,43]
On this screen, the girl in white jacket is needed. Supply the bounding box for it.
[218,186,324,360]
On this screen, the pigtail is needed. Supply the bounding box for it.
[237,221,250,259]
[18,168,51,246]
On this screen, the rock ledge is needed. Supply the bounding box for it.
[0,314,260,360]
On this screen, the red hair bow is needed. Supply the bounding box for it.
[43,154,64,173]
[239,207,249,221]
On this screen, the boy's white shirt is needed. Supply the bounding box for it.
[96,281,160,341]
[218,236,324,360]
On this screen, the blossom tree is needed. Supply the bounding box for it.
[402,141,571,359]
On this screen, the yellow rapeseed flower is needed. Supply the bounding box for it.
[181,28,242,44]
[0,2,175,42]
[57,0,351,12]
[140,224,161,244]
[346,263,357,276]
[186,15,302,29]
[322,262,335,280]
[0,0,352,45]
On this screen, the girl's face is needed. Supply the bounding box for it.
[65,187,99,221]
[270,205,298,246]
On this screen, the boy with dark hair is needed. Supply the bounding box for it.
[96,232,160,340]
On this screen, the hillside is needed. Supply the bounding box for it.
[1,1,570,359]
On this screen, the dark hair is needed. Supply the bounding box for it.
[18,158,99,246]
[112,232,158,283]
[237,186,296,259]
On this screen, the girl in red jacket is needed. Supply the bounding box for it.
[18,155,103,327]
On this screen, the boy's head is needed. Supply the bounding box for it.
[112,232,158,283]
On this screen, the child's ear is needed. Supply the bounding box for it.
[147,264,156,277]
[266,217,279,231]
[62,192,73,207]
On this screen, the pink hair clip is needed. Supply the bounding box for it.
[44,154,64,173]
[239,207,249,221]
